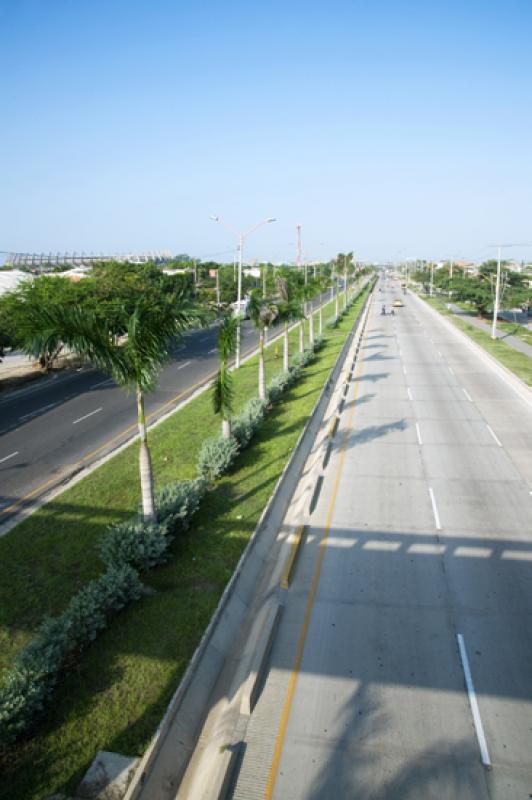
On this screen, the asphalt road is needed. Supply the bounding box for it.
[0,289,335,526]
[232,280,532,799]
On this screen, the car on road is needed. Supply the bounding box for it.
[232,296,251,319]
[393,298,404,308]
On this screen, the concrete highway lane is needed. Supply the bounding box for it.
[232,281,532,799]
[0,290,333,527]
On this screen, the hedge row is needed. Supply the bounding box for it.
[0,479,206,748]
[0,326,330,747]
[197,336,324,481]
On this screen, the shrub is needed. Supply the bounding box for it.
[232,397,268,448]
[0,565,142,747]
[197,434,240,481]
[266,370,294,404]
[313,334,325,351]
[326,316,339,329]
[155,479,206,534]
[100,519,170,571]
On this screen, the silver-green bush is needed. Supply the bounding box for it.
[232,397,268,448]
[155,479,206,533]
[100,519,170,571]
[0,565,142,747]
[197,435,240,481]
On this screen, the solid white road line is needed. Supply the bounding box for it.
[462,388,473,402]
[177,361,191,370]
[90,378,114,389]
[407,387,413,401]
[448,366,455,375]
[72,407,103,425]
[208,348,217,354]
[402,365,407,376]
[415,423,423,446]
[457,633,492,767]
[429,487,442,530]
[0,451,18,465]
[486,424,502,447]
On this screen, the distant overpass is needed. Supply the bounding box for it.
[4,250,172,268]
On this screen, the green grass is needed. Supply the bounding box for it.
[422,295,532,386]
[447,299,532,348]
[0,287,369,800]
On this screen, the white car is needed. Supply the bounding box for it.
[232,296,251,319]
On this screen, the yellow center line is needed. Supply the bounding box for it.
[264,306,372,800]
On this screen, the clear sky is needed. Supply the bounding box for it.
[1,0,531,264]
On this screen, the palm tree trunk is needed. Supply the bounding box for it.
[137,386,155,522]
[258,328,266,400]
[283,322,289,372]
[309,310,314,345]
[319,306,323,334]
[335,292,339,318]
[222,417,231,439]
[299,321,304,353]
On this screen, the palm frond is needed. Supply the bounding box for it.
[217,314,238,361]
[212,364,233,417]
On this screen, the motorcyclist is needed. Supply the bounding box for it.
[381,305,386,315]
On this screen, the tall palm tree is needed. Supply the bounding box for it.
[300,283,315,346]
[22,297,204,521]
[248,291,278,400]
[276,276,303,372]
[213,314,238,439]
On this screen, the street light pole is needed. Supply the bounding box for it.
[210,215,276,368]
[236,234,244,366]
[491,246,502,340]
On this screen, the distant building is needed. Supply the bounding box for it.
[0,269,29,296]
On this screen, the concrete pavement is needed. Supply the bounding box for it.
[231,281,532,799]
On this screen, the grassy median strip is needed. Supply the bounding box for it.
[0,288,368,800]
[421,295,532,386]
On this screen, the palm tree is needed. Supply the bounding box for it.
[248,291,278,400]
[276,276,303,372]
[22,297,204,521]
[213,314,238,439]
[300,283,315,347]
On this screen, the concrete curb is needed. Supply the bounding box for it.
[123,280,374,800]
[413,293,532,411]
[279,524,306,590]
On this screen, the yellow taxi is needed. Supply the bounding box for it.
[393,298,404,308]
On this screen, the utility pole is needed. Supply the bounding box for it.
[296,224,302,274]
[343,254,347,309]
[489,241,532,339]
[262,262,267,297]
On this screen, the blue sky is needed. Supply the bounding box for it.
[1,0,531,263]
